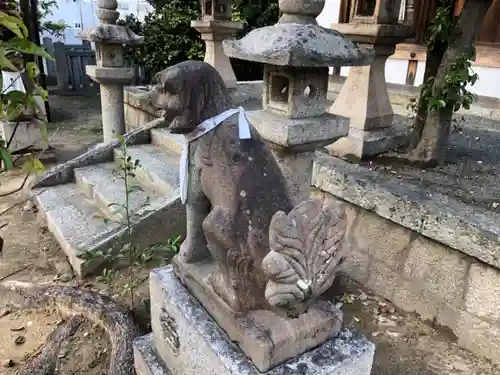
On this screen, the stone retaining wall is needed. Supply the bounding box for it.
[312,153,500,365]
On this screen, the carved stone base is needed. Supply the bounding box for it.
[143,265,374,375]
[170,259,343,372]
[326,118,412,159]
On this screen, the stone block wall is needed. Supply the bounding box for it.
[124,86,161,131]
[312,153,500,365]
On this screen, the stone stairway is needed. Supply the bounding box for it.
[31,124,186,277]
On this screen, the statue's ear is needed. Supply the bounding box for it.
[152,70,176,94]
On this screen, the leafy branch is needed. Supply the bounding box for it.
[407,2,478,117]
[0,7,53,195]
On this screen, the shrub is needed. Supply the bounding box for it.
[118,0,279,81]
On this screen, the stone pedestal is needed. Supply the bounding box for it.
[327,23,412,159]
[133,266,375,375]
[192,20,242,89]
[79,0,143,142]
[246,109,349,204]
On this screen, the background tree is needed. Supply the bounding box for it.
[38,0,68,38]
[117,0,279,81]
[406,0,493,166]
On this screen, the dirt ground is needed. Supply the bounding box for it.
[0,93,499,375]
[363,115,500,214]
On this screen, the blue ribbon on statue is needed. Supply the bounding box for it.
[179,107,252,204]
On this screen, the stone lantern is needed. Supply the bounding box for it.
[192,0,242,89]
[79,0,143,142]
[223,0,374,203]
[327,0,413,159]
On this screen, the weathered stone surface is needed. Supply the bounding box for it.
[34,182,184,276]
[79,23,143,44]
[31,132,185,276]
[148,60,294,312]
[263,198,347,312]
[124,82,264,132]
[404,236,469,307]
[456,311,500,365]
[392,279,439,322]
[171,257,343,373]
[366,260,398,301]
[326,119,411,159]
[148,266,374,375]
[32,117,164,188]
[74,162,151,222]
[223,24,374,67]
[134,334,171,375]
[339,249,370,285]
[149,61,348,323]
[120,145,180,196]
[465,262,500,322]
[0,120,45,151]
[246,110,349,149]
[350,210,412,270]
[312,153,500,270]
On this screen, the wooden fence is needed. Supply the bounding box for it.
[42,37,149,91]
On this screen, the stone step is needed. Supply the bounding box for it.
[134,334,172,375]
[116,144,180,197]
[34,183,186,277]
[33,184,123,276]
[150,128,184,155]
[74,163,151,223]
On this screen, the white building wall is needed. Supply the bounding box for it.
[41,0,152,44]
[318,0,500,99]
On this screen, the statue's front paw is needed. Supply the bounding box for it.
[211,272,241,312]
[179,237,209,263]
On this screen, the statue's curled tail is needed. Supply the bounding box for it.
[262,198,347,313]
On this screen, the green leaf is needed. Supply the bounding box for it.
[4,90,26,104]
[0,146,13,169]
[6,38,54,60]
[4,103,24,121]
[21,156,44,173]
[0,11,25,38]
[0,47,18,71]
[25,61,39,78]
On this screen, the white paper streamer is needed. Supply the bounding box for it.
[179,107,251,203]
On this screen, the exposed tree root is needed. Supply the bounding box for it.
[16,316,83,375]
[2,281,140,375]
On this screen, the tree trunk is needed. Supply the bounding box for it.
[409,40,448,149]
[409,0,493,166]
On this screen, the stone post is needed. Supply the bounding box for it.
[326,0,413,159]
[79,0,143,142]
[192,0,242,89]
[53,41,69,91]
[223,0,374,204]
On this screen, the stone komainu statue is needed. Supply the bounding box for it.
[148,60,347,314]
